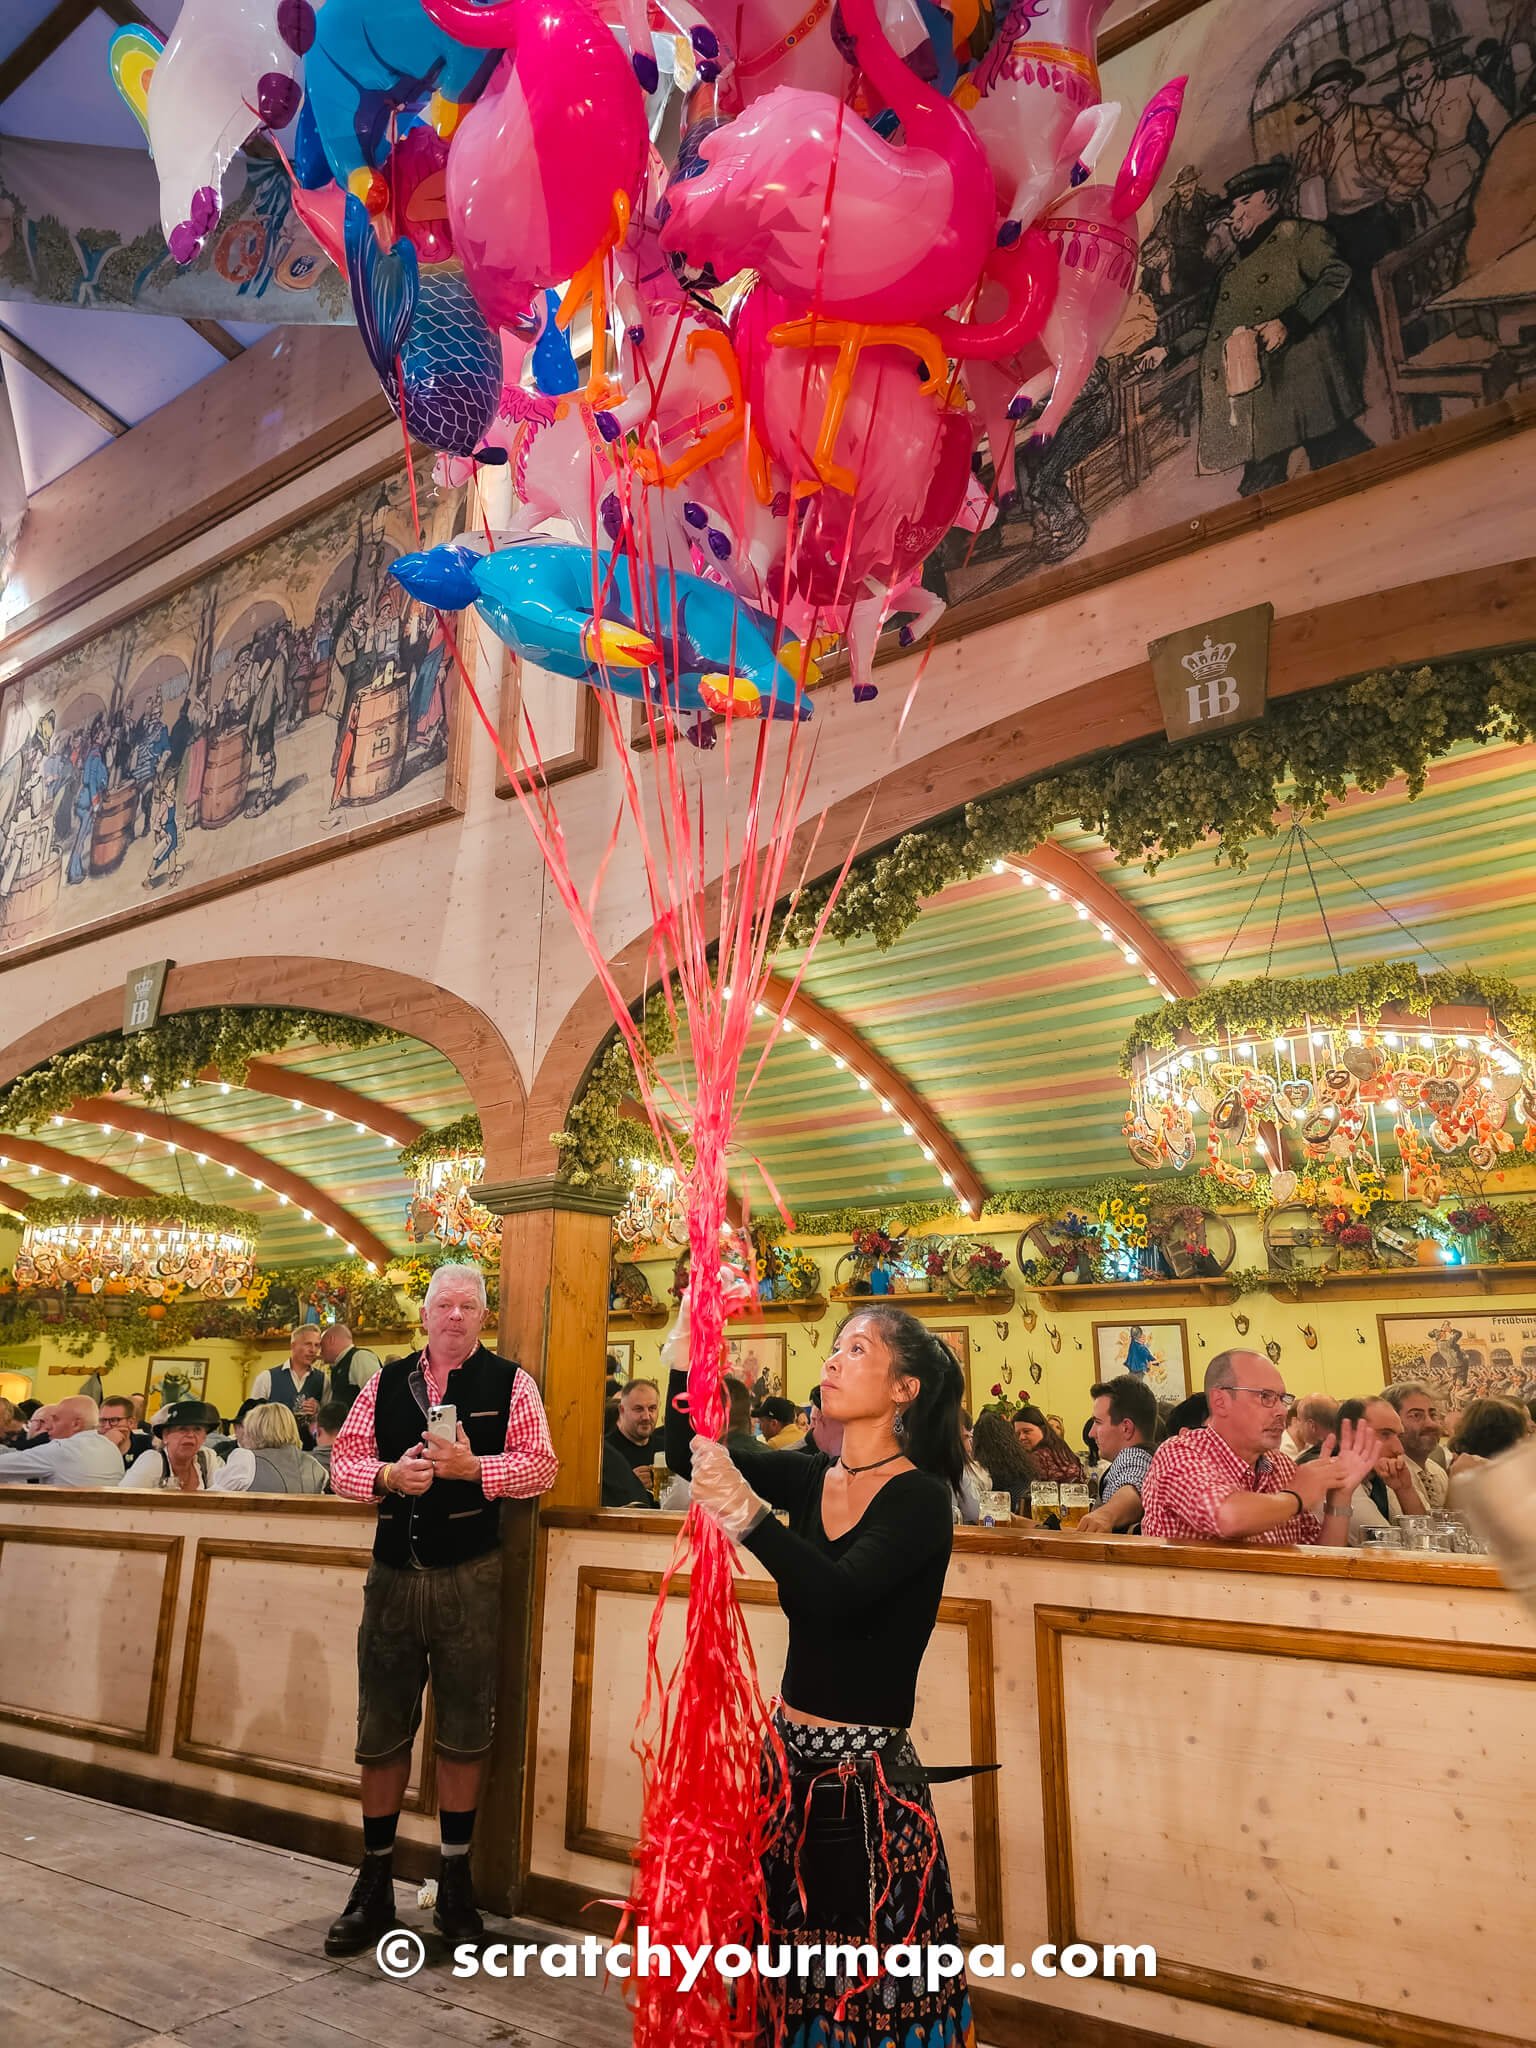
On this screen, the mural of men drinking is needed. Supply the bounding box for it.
[935,0,1535,613]
[0,471,461,952]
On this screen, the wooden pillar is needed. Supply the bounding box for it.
[471,1174,623,1911]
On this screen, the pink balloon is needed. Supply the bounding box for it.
[423,0,648,332]
[662,0,994,329]
[388,125,455,263]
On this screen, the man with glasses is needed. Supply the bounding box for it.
[1142,1351,1378,1547]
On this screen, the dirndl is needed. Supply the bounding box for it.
[760,1707,975,2048]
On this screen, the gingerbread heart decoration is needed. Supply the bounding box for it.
[1270,1169,1299,1205]
[1278,1079,1313,1122]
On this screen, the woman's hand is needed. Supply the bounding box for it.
[690,1437,768,1540]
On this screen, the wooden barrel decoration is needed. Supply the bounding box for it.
[0,848,61,938]
[342,674,409,805]
[200,727,250,828]
[306,659,330,717]
[89,781,140,874]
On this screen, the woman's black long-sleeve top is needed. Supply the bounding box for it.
[665,1371,952,1727]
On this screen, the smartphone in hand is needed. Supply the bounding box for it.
[427,1403,457,1444]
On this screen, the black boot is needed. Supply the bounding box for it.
[433,1853,485,1947]
[324,1854,398,1957]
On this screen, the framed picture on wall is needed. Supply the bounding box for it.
[1379,1312,1536,1406]
[932,1327,973,1413]
[606,1338,636,1380]
[1092,1321,1189,1400]
[725,1332,788,1399]
[146,1356,208,1403]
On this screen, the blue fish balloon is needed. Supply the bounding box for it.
[345,196,499,458]
[390,540,818,724]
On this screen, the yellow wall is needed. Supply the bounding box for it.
[610,1218,1509,1445]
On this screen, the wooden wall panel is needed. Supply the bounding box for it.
[1037,1608,1536,2048]
[558,1562,1002,1941]
[173,1540,431,1809]
[0,1530,180,1750]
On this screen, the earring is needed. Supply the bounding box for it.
[893,1407,908,1437]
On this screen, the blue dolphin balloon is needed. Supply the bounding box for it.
[390,541,817,723]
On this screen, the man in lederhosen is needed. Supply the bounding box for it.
[324,1264,557,1954]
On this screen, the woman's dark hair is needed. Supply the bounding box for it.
[1451,1396,1528,1460]
[16,1399,41,1419]
[1161,1391,1209,1439]
[970,1408,1034,1489]
[1013,1403,1075,1462]
[840,1308,965,1492]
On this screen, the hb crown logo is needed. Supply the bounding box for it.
[1179,634,1240,724]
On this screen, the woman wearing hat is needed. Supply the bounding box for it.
[121,1401,222,1492]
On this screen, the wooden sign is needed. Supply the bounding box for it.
[1148,604,1273,744]
[123,959,172,1035]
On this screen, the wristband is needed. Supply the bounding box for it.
[377,1463,395,1496]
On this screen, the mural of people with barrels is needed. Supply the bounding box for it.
[0,469,462,950]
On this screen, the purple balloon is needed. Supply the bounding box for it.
[257,71,302,127]
[278,0,317,55]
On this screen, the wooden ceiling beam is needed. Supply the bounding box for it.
[0,328,127,438]
[759,974,988,1216]
[198,1061,425,1148]
[0,1181,30,1217]
[1009,845,1199,1001]
[184,320,246,362]
[69,1097,396,1268]
[0,0,97,103]
[0,1135,147,1197]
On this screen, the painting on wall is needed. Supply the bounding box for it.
[146,1355,208,1405]
[929,0,1536,625]
[606,1338,636,1381]
[1092,1320,1190,1400]
[1380,1311,1536,1404]
[725,1332,788,1400]
[932,1327,974,1413]
[0,467,466,960]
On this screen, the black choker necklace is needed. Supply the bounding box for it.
[839,1449,905,1475]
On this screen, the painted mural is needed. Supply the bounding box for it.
[933,0,1536,612]
[0,470,462,955]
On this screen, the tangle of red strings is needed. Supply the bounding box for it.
[376,107,948,2044]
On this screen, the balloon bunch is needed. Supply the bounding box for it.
[112,0,1185,719]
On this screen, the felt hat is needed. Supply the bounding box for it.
[155,1400,217,1434]
[1221,160,1291,204]
[1303,57,1365,95]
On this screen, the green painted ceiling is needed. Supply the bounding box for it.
[11,738,1536,1255]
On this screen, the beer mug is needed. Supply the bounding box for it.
[1030,1482,1060,1527]
[1058,1482,1091,1530]
[981,1489,1012,1527]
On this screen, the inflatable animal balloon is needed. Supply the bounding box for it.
[956,0,1122,231]
[968,78,1186,455]
[304,0,497,211]
[390,541,817,723]
[661,0,994,332]
[108,4,308,263]
[682,0,929,113]
[422,0,648,337]
[344,199,500,457]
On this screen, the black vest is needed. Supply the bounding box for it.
[328,1349,361,1413]
[372,1347,517,1569]
[267,1363,324,1411]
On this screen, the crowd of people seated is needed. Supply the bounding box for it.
[596,1341,1536,1549]
[0,1322,371,1495]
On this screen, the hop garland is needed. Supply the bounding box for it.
[1121,963,1536,1073]
[20,1191,259,1236]
[779,651,1536,952]
[398,1112,485,1177]
[0,1007,397,1132]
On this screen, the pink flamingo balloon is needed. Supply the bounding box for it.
[421,0,648,334]
[661,0,996,329]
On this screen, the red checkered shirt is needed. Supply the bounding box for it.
[1141,1426,1322,1547]
[330,1346,558,1503]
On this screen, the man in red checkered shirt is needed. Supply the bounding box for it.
[1143,1349,1377,1547]
[324,1262,557,1958]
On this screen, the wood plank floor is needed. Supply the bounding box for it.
[0,1776,633,2048]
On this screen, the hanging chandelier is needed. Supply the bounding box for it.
[614,1157,690,1252]
[406,1148,501,1259]
[1124,979,1536,1203]
[14,1197,258,1296]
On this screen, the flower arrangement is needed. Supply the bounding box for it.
[956,1242,1009,1294]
